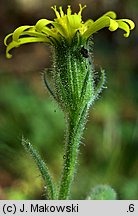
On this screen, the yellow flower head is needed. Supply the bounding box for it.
[4,4,135,58]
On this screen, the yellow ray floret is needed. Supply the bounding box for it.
[4,4,135,58]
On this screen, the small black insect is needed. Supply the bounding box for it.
[80,46,89,58]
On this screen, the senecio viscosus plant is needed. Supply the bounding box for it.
[4,4,135,200]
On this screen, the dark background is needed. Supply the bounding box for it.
[0,0,138,199]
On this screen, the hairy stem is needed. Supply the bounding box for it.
[58,105,88,199]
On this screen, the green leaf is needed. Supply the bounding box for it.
[22,137,56,200]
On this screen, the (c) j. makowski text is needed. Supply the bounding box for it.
[19,203,79,213]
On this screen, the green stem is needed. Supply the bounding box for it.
[58,105,88,199]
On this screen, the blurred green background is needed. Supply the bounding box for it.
[0,0,138,200]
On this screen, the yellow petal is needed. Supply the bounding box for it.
[78,4,86,16]
[35,19,52,32]
[12,26,32,41]
[84,19,94,27]
[104,11,117,19]
[119,19,135,30]
[59,6,64,17]
[4,33,13,45]
[35,19,59,39]
[51,6,60,19]
[41,26,59,40]
[6,41,18,58]
[108,19,118,31]
[67,15,81,29]
[82,11,135,40]
[21,30,49,38]
[117,20,130,37]
[6,37,50,59]
[67,5,72,16]
[83,16,110,38]
[52,22,66,38]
